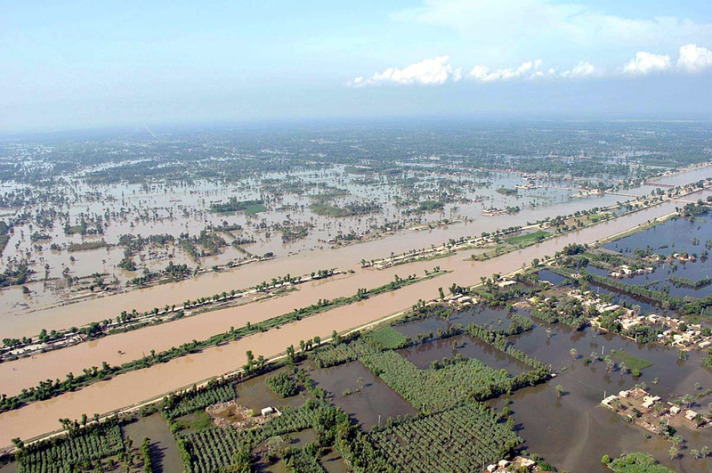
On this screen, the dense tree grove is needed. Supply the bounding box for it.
[15,417,124,473]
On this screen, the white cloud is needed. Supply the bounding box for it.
[348,56,462,87]
[677,44,712,73]
[560,61,596,78]
[469,59,544,82]
[348,44,712,87]
[622,52,672,75]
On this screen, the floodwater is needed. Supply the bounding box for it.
[308,361,417,429]
[9,163,711,336]
[122,413,184,473]
[0,165,613,314]
[235,368,307,412]
[0,174,707,445]
[394,306,526,338]
[1,194,693,399]
[0,189,709,448]
[319,449,349,473]
[0,462,16,473]
[603,212,712,299]
[397,333,531,375]
[493,318,712,473]
[536,269,570,286]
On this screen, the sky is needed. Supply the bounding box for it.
[2,0,712,132]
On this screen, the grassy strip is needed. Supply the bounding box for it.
[210,198,264,214]
[506,230,549,246]
[363,327,410,350]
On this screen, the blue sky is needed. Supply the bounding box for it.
[2,1,712,132]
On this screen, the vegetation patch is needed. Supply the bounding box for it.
[604,452,674,473]
[67,239,108,253]
[283,448,326,473]
[210,198,265,214]
[496,187,518,196]
[15,419,125,473]
[364,403,520,473]
[360,350,511,412]
[265,372,300,398]
[506,230,549,246]
[609,350,653,371]
[311,343,357,368]
[163,382,235,420]
[363,327,410,350]
[309,202,381,218]
[177,399,345,473]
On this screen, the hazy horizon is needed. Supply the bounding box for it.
[3,1,712,132]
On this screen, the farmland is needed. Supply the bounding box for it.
[366,403,520,473]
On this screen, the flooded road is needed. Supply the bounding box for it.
[0,193,698,447]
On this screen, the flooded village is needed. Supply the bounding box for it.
[1,123,712,473]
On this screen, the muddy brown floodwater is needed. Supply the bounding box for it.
[489,318,712,473]
[11,166,708,339]
[2,197,696,398]
[0,193,699,448]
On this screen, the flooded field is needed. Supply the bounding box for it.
[235,368,307,412]
[0,192,704,447]
[395,305,529,339]
[4,164,710,336]
[0,186,624,334]
[0,160,627,314]
[536,268,570,286]
[308,361,417,428]
[122,413,184,473]
[398,333,531,375]
[319,449,349,473]
[603,212,712,299]
[492,318,712,473]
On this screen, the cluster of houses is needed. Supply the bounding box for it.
[646,314,711,349]
[515,183,542,190]
[482,208,511,217]
[608,265,655,279]
[602,388,708,431]
[570,188,603,198]
[672,252,697,262]
[646,253,697,263]
[442,294,477,308]
[369,246,452,269]
[567,290,712,350]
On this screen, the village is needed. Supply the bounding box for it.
[531,285,712,350]
[602,387,710,438]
